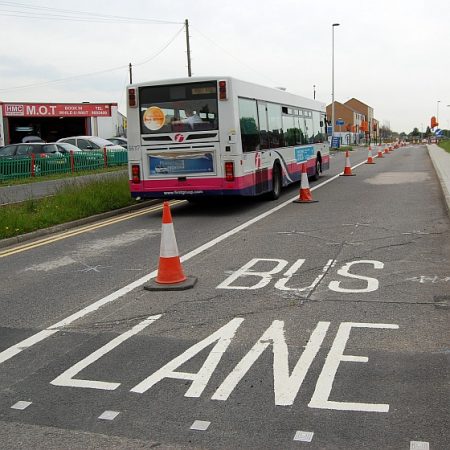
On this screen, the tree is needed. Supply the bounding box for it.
[411,127,420,137]
[425,126,432,137]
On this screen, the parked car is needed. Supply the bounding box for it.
[49,142,104,165]
[0,143,59,178]
[22,135,45,143]
[0,143,58,158]
[107,136,127,149]
[57,136,125,151]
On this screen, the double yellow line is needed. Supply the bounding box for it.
[0,200,185,258]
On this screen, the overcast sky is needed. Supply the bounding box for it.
[0,0,449,132]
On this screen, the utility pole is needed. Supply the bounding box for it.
[313,85,316,100]
[185,19,192,77]
[331,23,340,146]
[129,63,133,84]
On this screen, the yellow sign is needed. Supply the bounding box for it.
[143,106,165,131]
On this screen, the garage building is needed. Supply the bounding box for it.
[0,101,125,146]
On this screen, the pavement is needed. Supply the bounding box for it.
[428,143,450,214]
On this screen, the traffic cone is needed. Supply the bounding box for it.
[384,146,389,154]
[144,201,197,291]
[377,147,384,158]
[340,150,356,176]
[293,163,318,203]
[365,146,376,164]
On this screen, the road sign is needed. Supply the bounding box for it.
[331,136,340,148]
[336,119,345,126]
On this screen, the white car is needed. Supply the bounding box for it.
[107,136,128,149]
[57,136,126,152]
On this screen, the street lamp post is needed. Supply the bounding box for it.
[331,23,340,147]
[437,100,441,125]
[313,85,316,100]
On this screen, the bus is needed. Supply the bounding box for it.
[127,76,329,200]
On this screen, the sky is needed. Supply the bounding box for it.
[0,0,449,133]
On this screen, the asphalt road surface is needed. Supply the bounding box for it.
[0,145,448,449]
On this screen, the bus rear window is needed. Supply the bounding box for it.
[139,81,219,134]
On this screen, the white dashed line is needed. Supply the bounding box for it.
[410,441,429,450]
[190,420,211,431]
[11,401,32,410]
[293,430,314,442]
[98,410,120,421]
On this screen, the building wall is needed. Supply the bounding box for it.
[326,101,354,130]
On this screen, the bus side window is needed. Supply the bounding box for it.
[267,103,284,149]
[257,102,269,150]
[238,98,260,153]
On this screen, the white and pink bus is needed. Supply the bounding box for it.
[127,76,329,200]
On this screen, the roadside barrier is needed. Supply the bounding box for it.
[366,146,376,164]
[144,201,197,291]
[340,150,356,176]
[293,163,318,203]
[0,149,128,182]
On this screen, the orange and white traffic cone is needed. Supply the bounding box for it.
[365,146,376,164]
[384,146,389,154]
[340,150,356,176]
[293,163,318,203]
[144,201,197,291]
[377,147,384,158]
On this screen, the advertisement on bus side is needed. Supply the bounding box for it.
[295,146,314,162]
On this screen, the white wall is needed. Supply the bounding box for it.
[91,106,126,139]
[0,108,4,146]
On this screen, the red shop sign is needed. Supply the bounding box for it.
[2,103,112,117]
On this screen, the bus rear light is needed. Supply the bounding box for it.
[128,88,137,108]
[131,164,140,183]
[225,161,234,181]
[219,80,227,100]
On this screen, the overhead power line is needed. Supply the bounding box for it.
[0,1,182,24]
[191,26,280,87]
[0,26,185,92]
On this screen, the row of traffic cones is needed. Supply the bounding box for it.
[293,143,398,203]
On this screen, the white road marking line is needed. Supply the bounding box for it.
[410,441,429,450]
[190,420,211,431]
[11,401,32,410]
[293,430,314,442]
[98,410,120,421]
[51,315,161,390]
[0,158,368,366]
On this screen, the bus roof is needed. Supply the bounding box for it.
[129,76,326,113]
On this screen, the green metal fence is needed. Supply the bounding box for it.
[0,150,128,182]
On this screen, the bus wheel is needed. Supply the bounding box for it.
[311,158,321,181]
[267,165,281,200]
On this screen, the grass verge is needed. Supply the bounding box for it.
[0,174,137,239]
[438,140,450,153]
[333,145,353,152]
